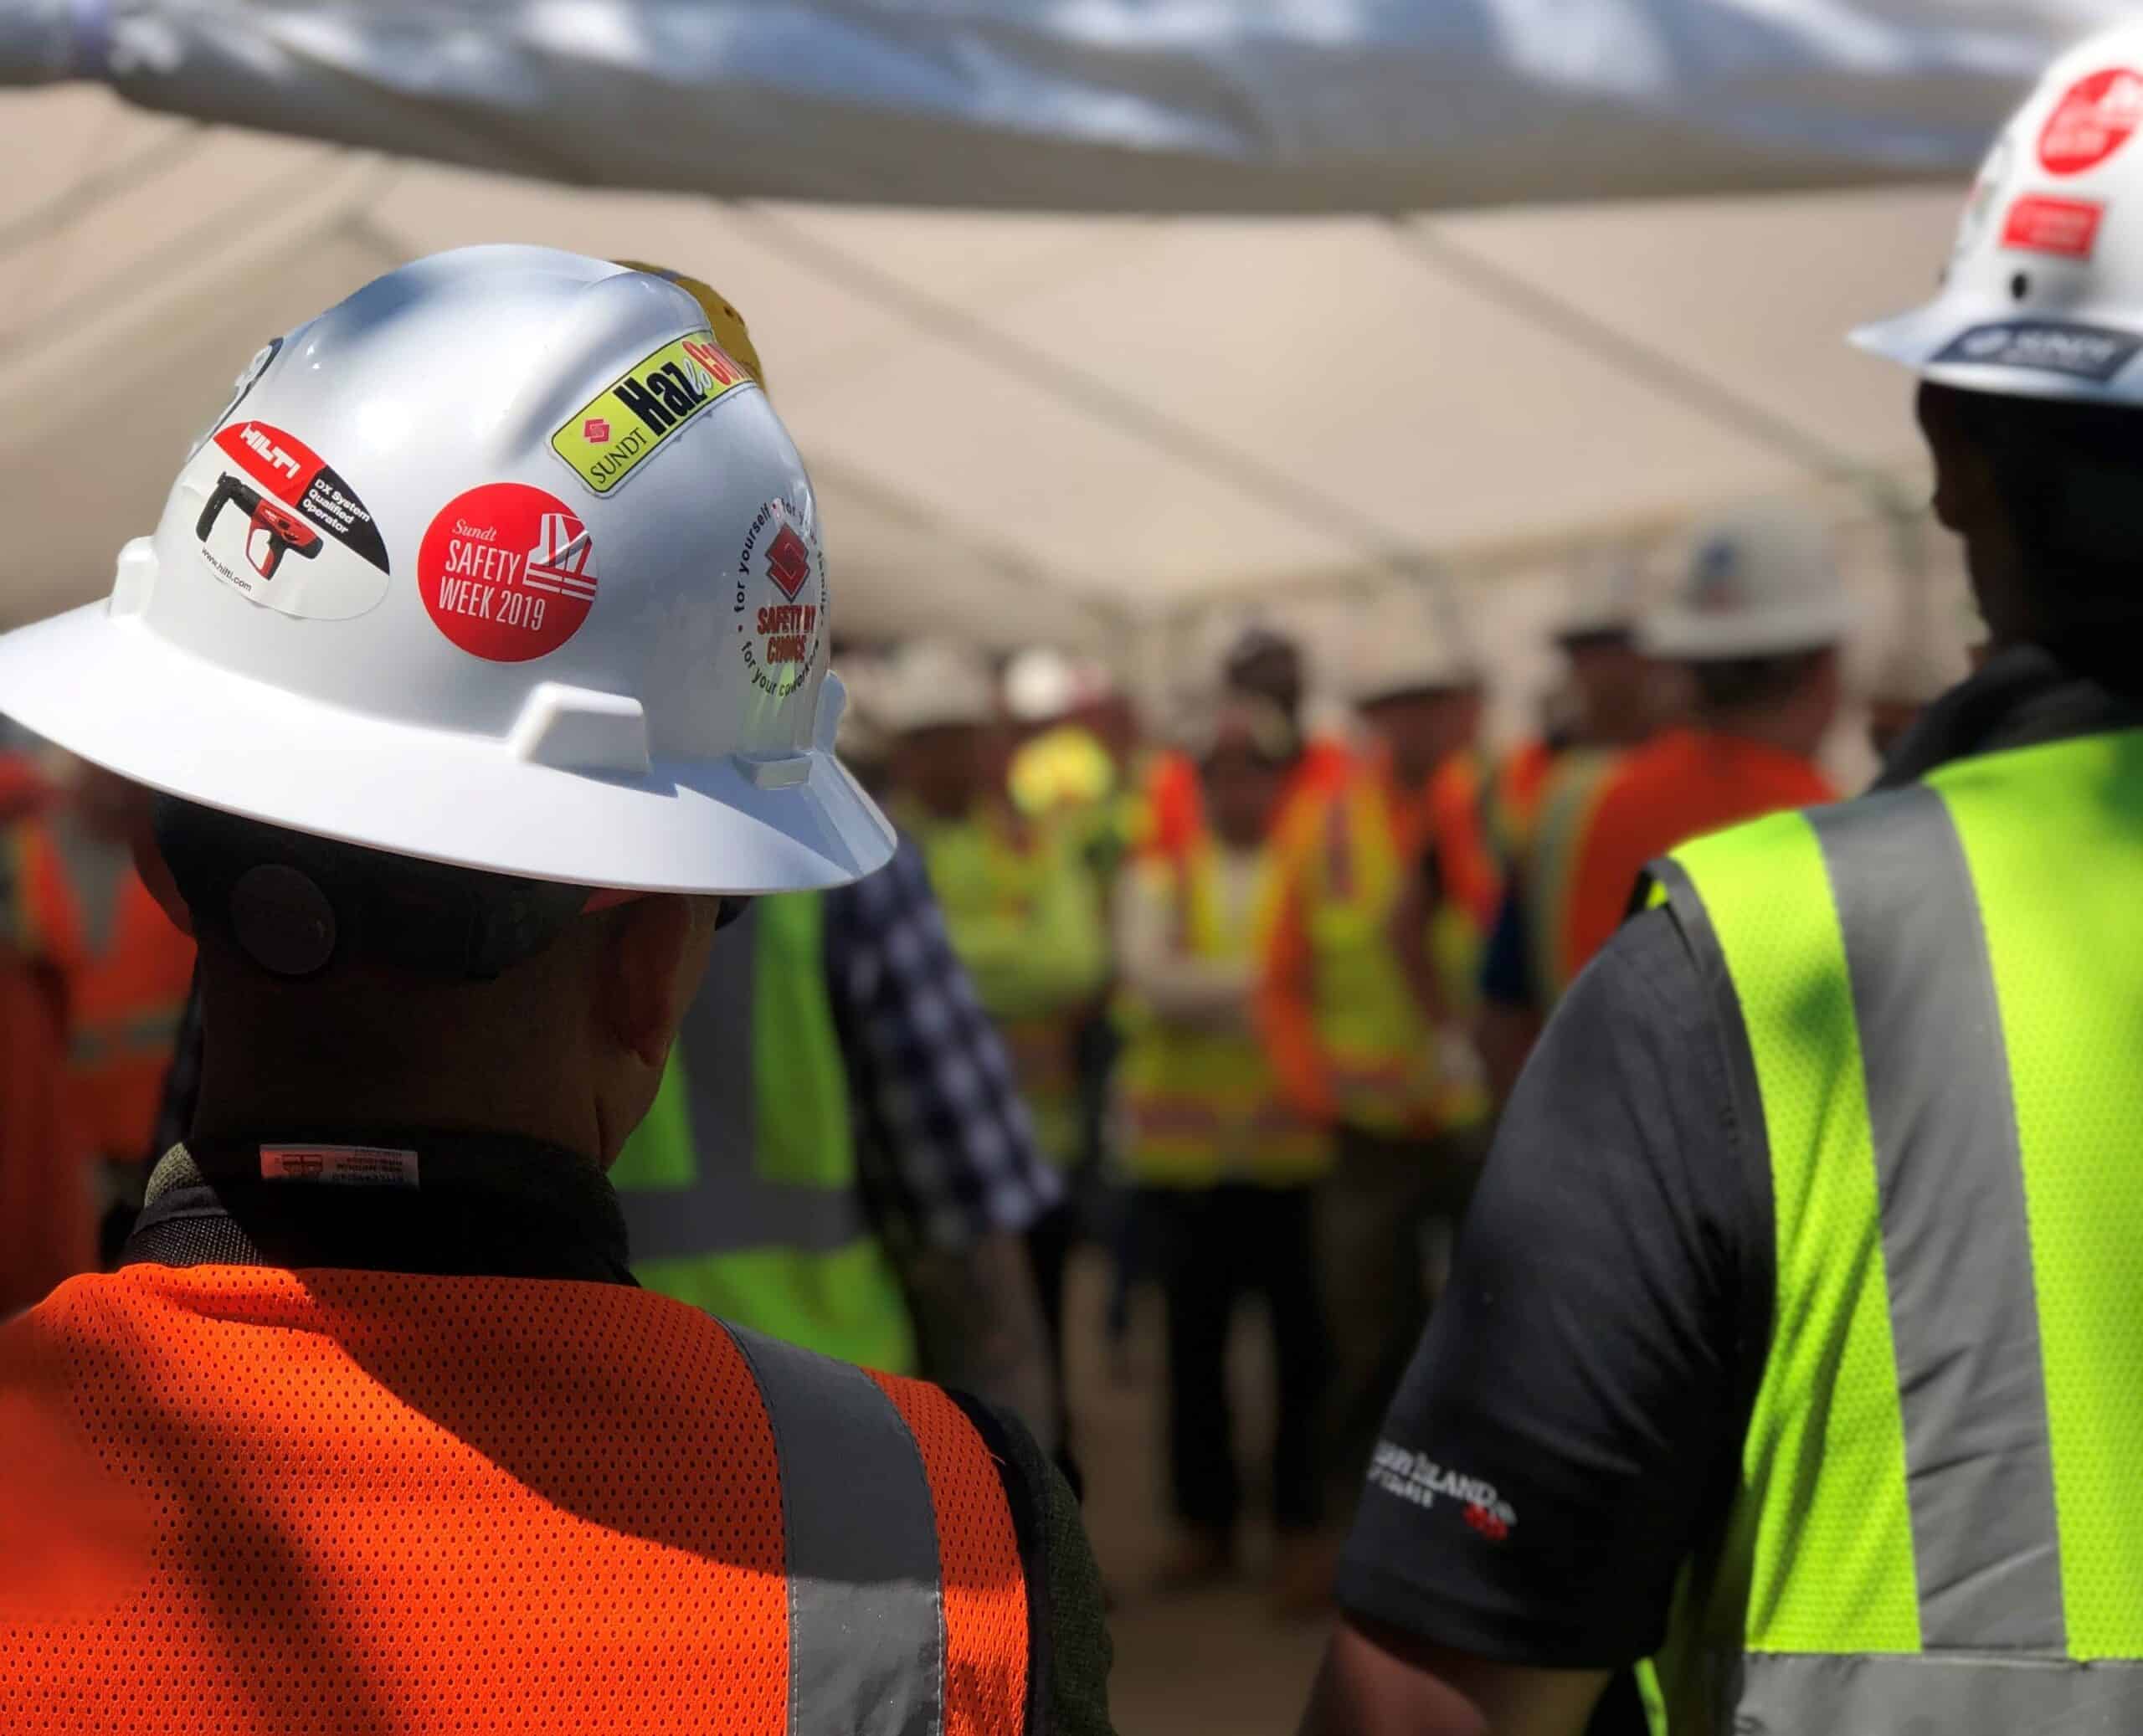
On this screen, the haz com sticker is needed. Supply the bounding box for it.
[420,483,598,662]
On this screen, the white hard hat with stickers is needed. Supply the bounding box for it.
[1640,502,1852,661]
[0,246,892,895]
[1856,21,2143,402]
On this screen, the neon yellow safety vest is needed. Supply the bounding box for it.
[908,806,1108,1168]
[1115,841,1332,1189]
[1296,776,1488,1138]
[609,892,917,1374]
[1645,726,2143,1733]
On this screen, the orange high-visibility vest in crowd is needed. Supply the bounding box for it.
[10,822,195,1163]
[1524,728,1837,1008]
[0,1265,1030,1734]
[1484,736,1557,865]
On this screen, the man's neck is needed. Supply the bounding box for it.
[1695,706,1822,763]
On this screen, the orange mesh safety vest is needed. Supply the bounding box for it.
[11,824,195,1163]
[1528,728,1837,1006]
[0,1266,1030,1735]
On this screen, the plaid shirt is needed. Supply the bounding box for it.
[825,834,1061,1251]
[152,835,1060,1252]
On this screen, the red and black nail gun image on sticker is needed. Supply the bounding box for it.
[187,419,393,620]
[419,483,599,663]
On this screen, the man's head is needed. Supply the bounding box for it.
[1345,588,1483,786]
[1558,630,1663,747]
[1359,686,1482,788]
[1916,382,2143,660]
[1190,696,1298,850]
[1639,503,1850,759]
[876,640,1004,819]
[153,799,724,1163]
[0,249,894,1163]
[1851,22,2143,675]
[1224,627,1307,723]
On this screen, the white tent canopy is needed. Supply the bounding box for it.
[4,86,1961,664]
[0,0,2115,211]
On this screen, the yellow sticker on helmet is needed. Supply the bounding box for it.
[550,328,755,495]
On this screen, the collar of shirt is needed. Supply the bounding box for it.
[1876,642,2143,791]
[123,1132,635,1287]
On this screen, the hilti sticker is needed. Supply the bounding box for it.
[2001,194,2104,259]
[732,493,825,700]
[180,416,390,619]
[2039,68,2143,175]
[419,483,599,662]
[550,327,756,496]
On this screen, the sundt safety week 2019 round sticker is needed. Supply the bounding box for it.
[419,484,599,663]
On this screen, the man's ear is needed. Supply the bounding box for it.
[595,895,722,1068]
[131,829,193,937]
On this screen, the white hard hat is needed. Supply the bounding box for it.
[1640,504,1852,660]
[1004,647,1111,724]
[874,640,999,733]
[1555,552,1641,642]
[1345,588,1480,704]
[0,246,892,894]
[1855,22,2143,402]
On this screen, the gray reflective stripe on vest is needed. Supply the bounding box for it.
[724,1322,947,1736]
[1809,790,2067,1651]
[617,905,868,1262]
[1735,1653,2143,1732]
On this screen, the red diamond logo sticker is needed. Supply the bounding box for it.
[766,522,812,600]
[583,417,611,444]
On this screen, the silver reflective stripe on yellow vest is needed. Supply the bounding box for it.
[619,901,871,1261]
[614,896,917,1372]
[724,1323,946,1735]
[1647,728,2143,1735]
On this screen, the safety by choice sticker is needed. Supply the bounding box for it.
[733,493,826,700]
[420,483,598,662]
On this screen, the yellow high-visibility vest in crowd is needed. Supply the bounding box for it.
[907,804,1108,1168]
[1115,840,1331,1189]
[1645,726,2143,1733]
[1280,770,1490,1138]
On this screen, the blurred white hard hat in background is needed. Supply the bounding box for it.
[1004,646,1113,724]
[873,639,1000,733]
[1555,551,1642,643]
[1640,503,1853,661]
[0,244,891,894]
[1344,587,1482,704]
[1856,19,2143,403]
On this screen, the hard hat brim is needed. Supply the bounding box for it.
[1852,299,2143,404]
[0,604,895,895]
[1637,606,1849,661]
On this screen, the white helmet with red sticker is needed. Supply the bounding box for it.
[0,246,893,893]
[1856,22,2143,403]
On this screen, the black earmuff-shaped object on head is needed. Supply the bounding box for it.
[152,797,594,983]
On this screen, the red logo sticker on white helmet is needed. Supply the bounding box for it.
[732,494,826,700]
[2002,194,2104,259]
[2039,68,2143,176]
[420,483,599,662]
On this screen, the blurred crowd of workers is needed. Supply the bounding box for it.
[0,465,1943,1626]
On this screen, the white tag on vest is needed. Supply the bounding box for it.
[259,1143,420,1189]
